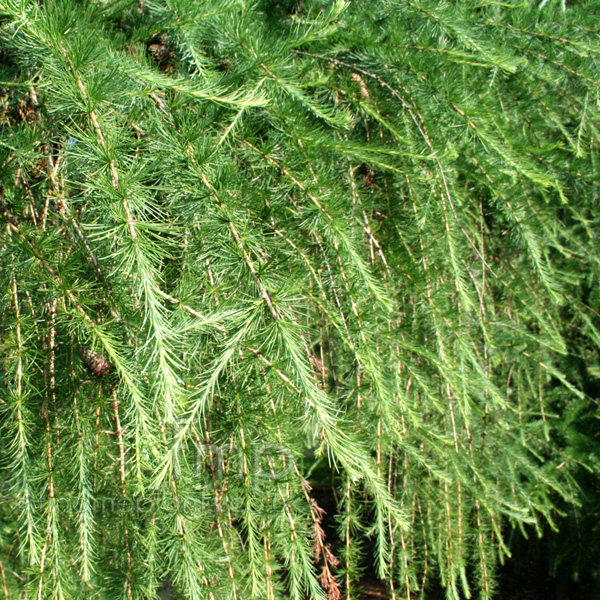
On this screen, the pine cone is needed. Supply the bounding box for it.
[147,34,172,70]
[81,347,111,377]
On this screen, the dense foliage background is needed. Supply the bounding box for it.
[0,0,599,599]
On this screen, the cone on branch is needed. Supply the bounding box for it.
[80,347,111,378]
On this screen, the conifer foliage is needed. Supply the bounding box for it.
[0,0,599,598]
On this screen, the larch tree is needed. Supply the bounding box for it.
[0,1,599,599]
